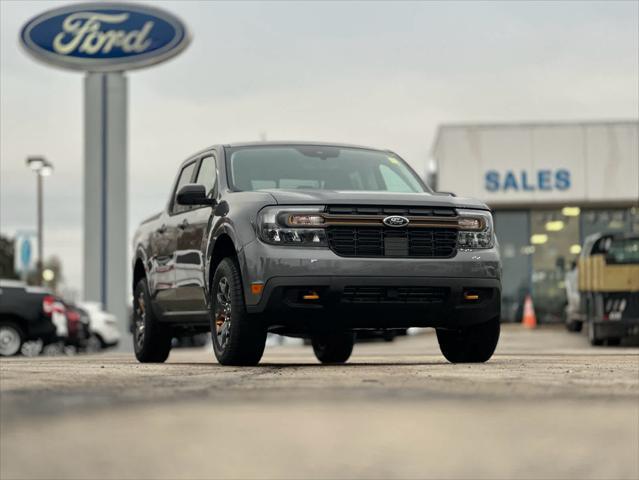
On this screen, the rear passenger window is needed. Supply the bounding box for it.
[195,155,217,197]
[171,162,197,214]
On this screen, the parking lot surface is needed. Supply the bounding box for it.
[1,325,638,480]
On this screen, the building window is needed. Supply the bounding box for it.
[580,208,637,241]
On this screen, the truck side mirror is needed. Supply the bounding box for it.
[176,184,215,206]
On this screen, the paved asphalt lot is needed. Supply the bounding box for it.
[1,325,638,480]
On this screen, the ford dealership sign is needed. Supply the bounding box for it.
[20,3,190,71]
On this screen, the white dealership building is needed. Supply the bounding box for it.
[432,120,639,322]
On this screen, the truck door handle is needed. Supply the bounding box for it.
[178,219,189,230]
[156,224,167,234]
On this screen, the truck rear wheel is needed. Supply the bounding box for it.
[133,278,172,363]
[436,317,500,363]
[0,322,24,357]
[311,332,355,364]
[211,257,266,366]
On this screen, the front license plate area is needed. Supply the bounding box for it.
[384,237,408,256]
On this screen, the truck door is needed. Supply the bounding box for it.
[174,153,218,312]
[155,160,198,313]
[147,211,175,313]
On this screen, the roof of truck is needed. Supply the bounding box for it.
[223,141,390,151]
[177,142,395,168]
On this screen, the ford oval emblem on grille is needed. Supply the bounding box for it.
[383,215,410,227]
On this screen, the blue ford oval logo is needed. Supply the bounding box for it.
[20,3,190,71]
[383,215,410,227]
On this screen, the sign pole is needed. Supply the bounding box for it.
[36,172,43,286]
[84,72,130,350]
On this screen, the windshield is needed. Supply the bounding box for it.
[225,145,428,193]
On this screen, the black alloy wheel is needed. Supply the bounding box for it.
[210,258,267,366]
[133,278,172,363]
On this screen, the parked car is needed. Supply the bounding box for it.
[572,233,639,345]
[131,142,501,365]
[0,279,63,356]
[79,301,120,349]
[63,303,92,352]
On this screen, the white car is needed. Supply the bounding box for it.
[79,302,120,349]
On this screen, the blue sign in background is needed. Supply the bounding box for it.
[23,9,181,59]
[20,3,190,71]
[19,238,32,270]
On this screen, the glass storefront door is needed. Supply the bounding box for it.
[493,211,531,322]
[529,210,581,323]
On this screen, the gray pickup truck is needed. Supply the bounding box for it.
[131,142,501,365]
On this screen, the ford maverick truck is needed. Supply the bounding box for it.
[131,142,501,365]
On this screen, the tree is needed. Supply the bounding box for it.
[0,234,18,279]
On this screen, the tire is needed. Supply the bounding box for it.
[43,342,64,356]
[20,339,43,357]
[606,337,621,346]
[133,278,172,363]
[588,321,604,347]
[382,331,396,342]
[85,334,103,353]
[0,322,24,357]
[436,317,500,363]
[210,257,266,366]
[311,332,355,364]
[566,320,583,333]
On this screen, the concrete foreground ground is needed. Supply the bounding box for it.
[1,325,638,480]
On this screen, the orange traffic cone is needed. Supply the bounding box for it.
[522,295,537,328]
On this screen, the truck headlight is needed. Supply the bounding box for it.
[457,210,495,249]
[257,206,328,246]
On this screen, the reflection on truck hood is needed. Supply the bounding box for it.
[260,189,489,210]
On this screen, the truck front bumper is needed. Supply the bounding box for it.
[239,241,501,330]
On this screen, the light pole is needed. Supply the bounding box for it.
[26,156,53,286]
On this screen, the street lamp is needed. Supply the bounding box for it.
[26,156,54,286]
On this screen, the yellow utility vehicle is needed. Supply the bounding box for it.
[574,233,639,345]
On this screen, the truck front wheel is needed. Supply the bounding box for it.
[436,317,500,363]
[210,257,266,366]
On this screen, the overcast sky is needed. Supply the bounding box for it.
[1,0,638,296]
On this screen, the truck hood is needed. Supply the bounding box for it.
[262,189,489,210]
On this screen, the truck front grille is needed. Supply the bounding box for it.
[325,206,456,216]
[342,286,449,304]
[327,227,458,258]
